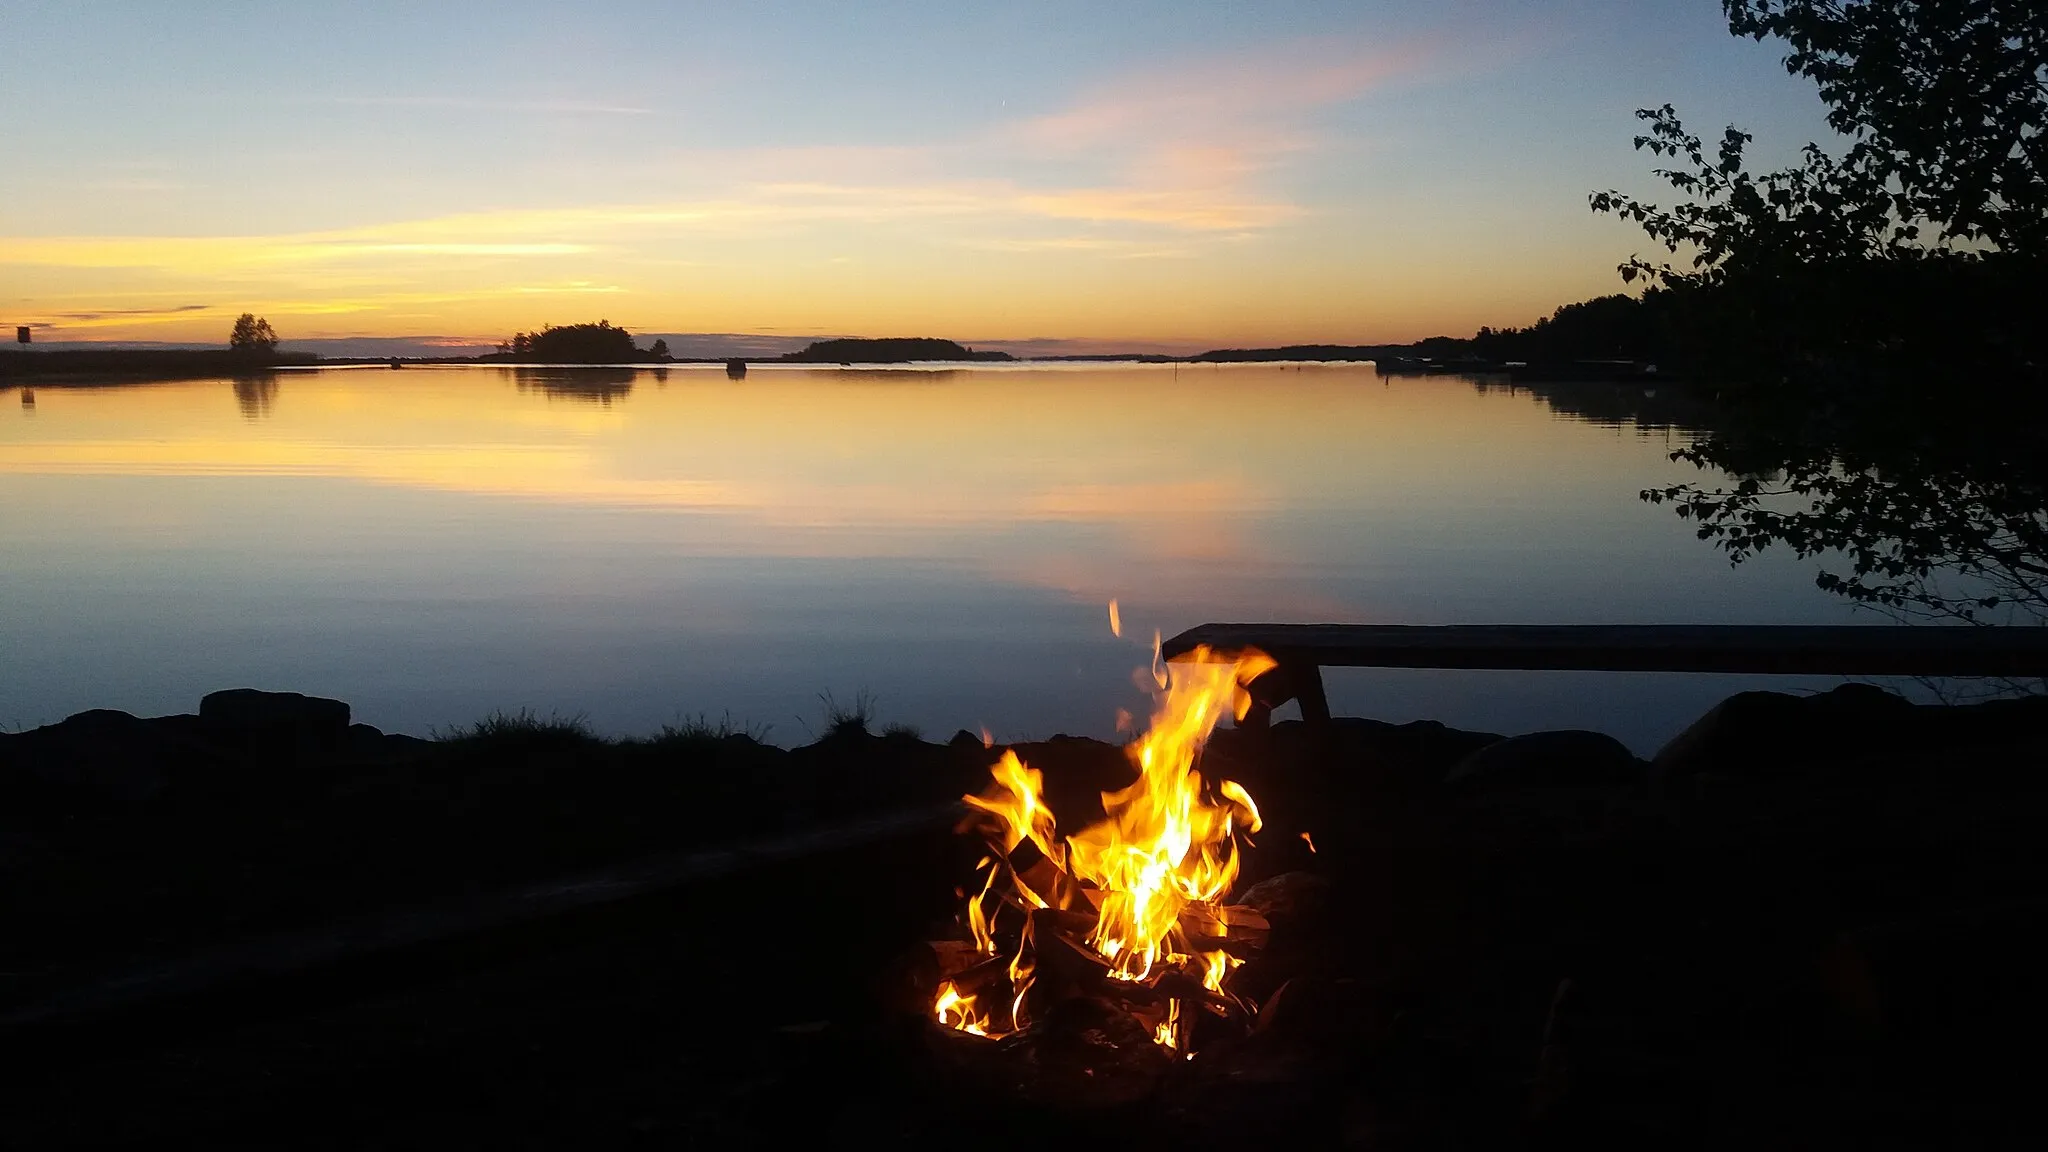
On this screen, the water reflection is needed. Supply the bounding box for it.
[0,364,1865,750]
[1466,377,1713,431]
[511,366,636,404]
[232,376,277,420]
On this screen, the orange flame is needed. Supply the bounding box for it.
[934,981,994,1036]
[961,750,1065,887]
[1066,647,1274,984]
[941,645,1274,1050]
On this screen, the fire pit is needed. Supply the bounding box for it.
[893,644,1359,1115]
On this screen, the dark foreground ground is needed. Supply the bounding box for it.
[3,685,2045,1147]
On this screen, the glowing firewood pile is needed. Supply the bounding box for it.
[924,646,1282,1061]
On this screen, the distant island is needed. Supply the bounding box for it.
[778,338,1013,364]
[1190,344,1404,363]
[2,293,1680,383]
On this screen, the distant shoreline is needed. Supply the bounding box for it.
[2,344,1668,386]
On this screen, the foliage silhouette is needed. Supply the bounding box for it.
[433,708,599,748]
[780,338,1011,363]
[228,313,278,356]
[1597,0,2048,641]
[817,688,877,738]
[507,321,640,363]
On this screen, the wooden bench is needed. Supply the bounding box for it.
[1159,623,2048,729]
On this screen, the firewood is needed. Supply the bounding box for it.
[1151,968,1241,1014]
[930,939,990,980]
[1035,905,1099,939]
[1177,903,1271,953]
[1030,908,1111,987]
[887,942,1009,1015]
[1005,837,1077,910]
[945,952,1014,998]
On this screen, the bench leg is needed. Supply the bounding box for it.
[1292,663,1332,728]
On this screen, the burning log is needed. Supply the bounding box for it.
[928,939,989,980]
[1028,909,1115,997]
[884,940,1008,1016]
[1177,903,1271,955]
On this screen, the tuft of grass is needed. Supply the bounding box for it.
[647,710,773,747]
[818,689,877,738]
[433,708,600,746]
[881,721,923,741]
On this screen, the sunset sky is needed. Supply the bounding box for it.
[3,1,1831,353]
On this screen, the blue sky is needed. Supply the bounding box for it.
[1,1,1834,350]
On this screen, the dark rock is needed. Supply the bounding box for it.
[1253,976,1387,1047]
[1445,730,1644,790]
[1326,716,1506,783]
[1,708,178,805]
[1652,683,1913,784]
[200,688,350,747]
[343,722,432,762]
[948,729,983,749]
[1237,870,1332,931]
[1821,902,2048,1063]
[1522,975,1707,1146]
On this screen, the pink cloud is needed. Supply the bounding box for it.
[1010,39,1430,154]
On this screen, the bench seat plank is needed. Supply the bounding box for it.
[1161,623,2048,679]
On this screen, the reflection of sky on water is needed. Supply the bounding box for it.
[0,365,1863,752]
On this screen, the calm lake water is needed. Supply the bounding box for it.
[2,363,1870,752]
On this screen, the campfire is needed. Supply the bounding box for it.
[928,642,1279,1059]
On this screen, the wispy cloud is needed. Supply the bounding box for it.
[964,236,1197,260]
[50,304,210,321]
[330,95,655,116]
[512,281,622,294]
[965,36,1430,247]
[0,175,1293,276]
[1011,39,1420,153]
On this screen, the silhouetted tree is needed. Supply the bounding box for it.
[229,313,278,356]
[1596,0,2048,641]
[779,338,1012,363]
[1464,293,1680,364]
[506,321,639,364]
[649,338,670,361]
[1726,0,2047,258]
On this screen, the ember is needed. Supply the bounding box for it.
[930,639,1277,1057]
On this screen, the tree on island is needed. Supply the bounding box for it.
[1597,0,2048,639]
[649,338,671,361]
[507,321,641,363]
[228,313,278,356]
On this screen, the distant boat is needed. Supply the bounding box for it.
[389,359,403,370]
[726,358,747,379]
